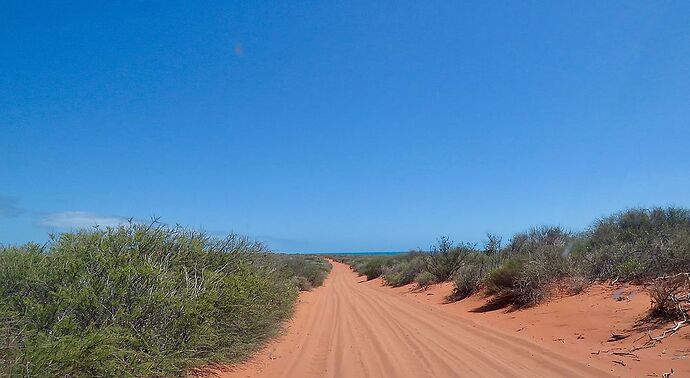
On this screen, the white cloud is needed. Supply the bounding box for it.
[39,211,133,229]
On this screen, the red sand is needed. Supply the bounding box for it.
[212,261,689,377]
[390,280,689,377]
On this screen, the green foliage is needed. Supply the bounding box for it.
[382,252,426,287]
[278,254,332,290]
[0,223,329,377]
[447,235,505,302]
[425,237,475,282]
[573,207,690,281]
[335,207,690,310]
[485,258,524,296]
[484,227,574,307]
[349,255,400,280]
[414,271,436,289]
[448,258,486,301]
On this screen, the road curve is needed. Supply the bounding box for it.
[222,261,612,378]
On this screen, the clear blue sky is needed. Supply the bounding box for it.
[1,1,689,252]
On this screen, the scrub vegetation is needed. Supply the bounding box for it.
[334,207,690,316]
[0,222,330,377]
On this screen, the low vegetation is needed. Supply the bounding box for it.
[5,206,685,376]
[649,273,690,320]
[279,254,332,291]
[337,207,690,313]
[0,222,330,378]
[381,253,426,287]
[414,271,436,289]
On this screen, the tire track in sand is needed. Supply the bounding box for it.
[221,261,613,378]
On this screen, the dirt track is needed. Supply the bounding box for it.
[223,261,612,377]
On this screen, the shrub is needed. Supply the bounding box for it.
[484,227,579,307]
[292,276,313,291]
[355,256,396,280]
[0,301,21,377]
[560,275,589,295]
[0,223,303,377]
[485,258,523,296]
[448,262,485,301]
[648,273,690,320]
[279,254,331,290]
[575,207,690,281]
[382,254,426,287]
[506,226,571,256]
[514,259,551,306]
[414,271,436,289]
[425,237,474,282]
[484,257,551,307]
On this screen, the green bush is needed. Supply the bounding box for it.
[414,271,436,289]
[341,207,690,309]
[484,227,574,307]
[574,208,690,281]
[425,237,474,282]
[382,253,426,287]
[483,258,544,307]
[485,258,524,297]
[448,261,485,301]
[350,255,399,280]
[279,254,331,290]
[0,223,307,377]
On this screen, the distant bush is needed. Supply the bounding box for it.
[279,254,331,290]
[0,223,328,377]
[414,271,436,289]
[339,207,690,311]
[382,252,426,287]
[353,255,399,280]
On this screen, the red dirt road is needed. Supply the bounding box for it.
[222,261,612,378]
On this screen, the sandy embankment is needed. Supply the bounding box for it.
[216,261,688,377]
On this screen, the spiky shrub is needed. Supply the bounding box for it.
[0,224,300,377]
[414,271,436,289]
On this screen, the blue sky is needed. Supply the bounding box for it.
[1,1,689,252]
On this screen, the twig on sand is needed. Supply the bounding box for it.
[628,273,689,353]
[602,273,690,358]
[629,319,688,352]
